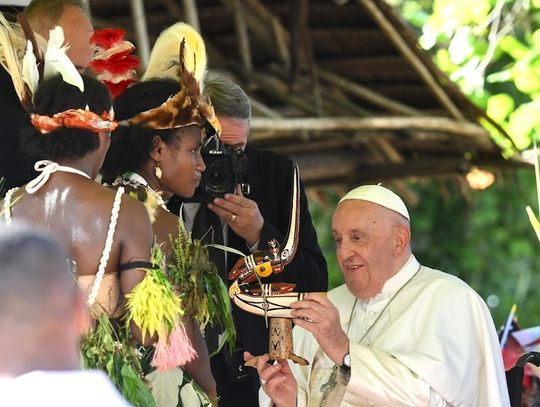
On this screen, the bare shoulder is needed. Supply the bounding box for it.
[153,209,181,246]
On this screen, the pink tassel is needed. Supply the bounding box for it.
[151,323,198,371]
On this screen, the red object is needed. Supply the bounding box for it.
[90,54,140,75]
[90,28,127,48]
[101,79,138,99]
[90,28,140,99]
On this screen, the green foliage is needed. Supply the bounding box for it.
[377,0,540,329]
[81,314,155,407]
[408,171,540,327]
[390,0,540,154]
[167,220,236,354]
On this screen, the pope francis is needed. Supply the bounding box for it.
[246,184,510,407]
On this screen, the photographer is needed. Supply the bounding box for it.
[167,73,328,406]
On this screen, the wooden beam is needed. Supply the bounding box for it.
[249,116,490,139]
[230,0,253,72]
[243,72,319,115]
[250,98,282,118]
[318,69,420,116]
[358,0,466,121]
[294,155,520,187]
[159,0,183,22]
[243,0,291,65]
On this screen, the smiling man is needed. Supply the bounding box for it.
[250,184,510,407]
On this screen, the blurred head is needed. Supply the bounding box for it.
[103,79,206,198]
[332,185,411,300]
[204,73,251,151]
[21,74,113,168]
[23,0,94,71]
[0,223,88,376]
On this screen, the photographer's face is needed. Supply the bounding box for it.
[218,117,249,151]
[159,125,206,198]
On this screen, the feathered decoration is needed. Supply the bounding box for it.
[0,12,31,111]
[168,218,236,354]
[0,13,81,111]
[151,323,197,371]
[142,22,207,84]
[17,13,44,80]
[90,28,140,99]
[125,245,197,370]
[129,38,220,135]
[22,40,39,96]
[43,26,84,92]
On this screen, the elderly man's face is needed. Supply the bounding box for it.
[332,200,404,300]
[57,6,94,71]
[218,117,249,151]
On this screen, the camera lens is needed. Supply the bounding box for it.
[204,161,235,196]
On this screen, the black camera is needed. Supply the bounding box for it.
[190,132,249,203]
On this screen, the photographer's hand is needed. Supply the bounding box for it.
[208,185,264,247]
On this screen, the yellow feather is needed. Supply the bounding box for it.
[0,13,27,105]
[142,22,207,83]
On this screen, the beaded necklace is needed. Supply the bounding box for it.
[112,171,168,211]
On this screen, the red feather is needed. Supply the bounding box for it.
[90,54,140,74]
[90,28,126,49]
[102,79,137,99]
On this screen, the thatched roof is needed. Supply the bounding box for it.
[10,0,525,188]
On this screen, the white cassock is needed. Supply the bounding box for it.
[260,255,510,407]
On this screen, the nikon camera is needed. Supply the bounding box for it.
[190,131,249,203]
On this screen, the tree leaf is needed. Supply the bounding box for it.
[487,93,514,123]
[146,368,183,407]
[120,364,156,407]
[179,382,202,407]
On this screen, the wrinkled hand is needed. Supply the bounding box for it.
[291,293,349,365]
[208,185,264,247]
[244,352,297,407]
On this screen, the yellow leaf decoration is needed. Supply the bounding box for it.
[526,206,540,243]
[125,245,183,342]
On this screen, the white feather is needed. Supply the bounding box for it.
[43,26,84,92]
[22,40,39,96]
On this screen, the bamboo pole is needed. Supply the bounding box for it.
[129,0,149,69]
[182,0,200,32]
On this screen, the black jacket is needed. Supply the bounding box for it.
[0,65,33,191]
[169,145,328,356]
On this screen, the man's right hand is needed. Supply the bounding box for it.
[244,351,298,407]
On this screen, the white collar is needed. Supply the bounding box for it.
[359,255,420,308]
[380,254,420,294]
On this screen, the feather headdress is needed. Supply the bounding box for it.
[142,22,207,84]
[128,36,220,134]
[90,28,140,99]
[0,13,84,110]
[0,12,38,111]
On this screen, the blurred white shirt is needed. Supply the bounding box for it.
[0,370,131,406]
